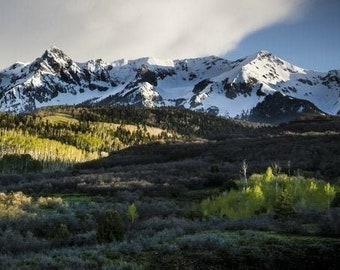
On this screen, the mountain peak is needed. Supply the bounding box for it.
[46,45,62,53]
[29,46,75,74]
[256,50,272,57]
[42,46,70,61]
[236,50,276,67]
[248,50,274,61]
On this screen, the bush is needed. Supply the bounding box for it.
[0,229,50,254]
[96,211,125,243]
[37,196,63,209]
[209,165,219,173]
[204,172,226,187]
[54,223,71,240]
[0,174,25,186]
[135,200,183,218]
[317,208,340,236]
[219,180,239,192]
[127,203,139,223]
[200,169,338,220]
[330,192,340,207]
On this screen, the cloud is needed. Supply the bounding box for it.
[0,0,306,67]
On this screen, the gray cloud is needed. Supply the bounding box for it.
[0,0,306,68]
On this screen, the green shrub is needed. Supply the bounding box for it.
[0,154,43,174]
[219,180,239,192]
[127,203,139,223]
[273,189,296,220]
[209,165,219,173]
[200,168,338,219]
[54,223,71,240]
[96,211,125,243]
[330,192,340,207]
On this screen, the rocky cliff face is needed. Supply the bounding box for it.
[0,47,339,123]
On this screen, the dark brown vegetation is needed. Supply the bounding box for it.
[77,131,340,183]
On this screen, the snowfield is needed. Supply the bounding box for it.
[0,47,339,118]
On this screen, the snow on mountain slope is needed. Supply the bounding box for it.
[0,47,339,123]
[178,50,340,117]
[277,69,340,115]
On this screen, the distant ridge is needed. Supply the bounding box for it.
[0,47,339,124]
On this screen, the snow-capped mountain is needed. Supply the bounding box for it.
[0,47,339,123]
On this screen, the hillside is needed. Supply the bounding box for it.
[0,105,259,172]
[0,105,339,269]
[76,120,340,183]
[1,105,339,178]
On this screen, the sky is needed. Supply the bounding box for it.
[0,0,339,72]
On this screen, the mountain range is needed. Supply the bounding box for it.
[0,46,339,123]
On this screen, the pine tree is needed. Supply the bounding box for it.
[273,189,296,220]
[96,211,125,243]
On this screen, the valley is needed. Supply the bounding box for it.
[1,0,339,268]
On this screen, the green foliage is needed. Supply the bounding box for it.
[127,203,139,223]
[219,180,239,192]
[209,165,219,173]
[0,106,200,171]
[200,167,338,219]
[264,167,274,182]
[324,182,336,209]
[0,129,99,171]
[0,154,42,174]
[0,106,339,269]
[33,104,256,141]
[96,211,125,243]
[54,223,71,240]
[330,192,340,207]
[201,185,266,219]
[0,165,338,269]
[273,189,296,220]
